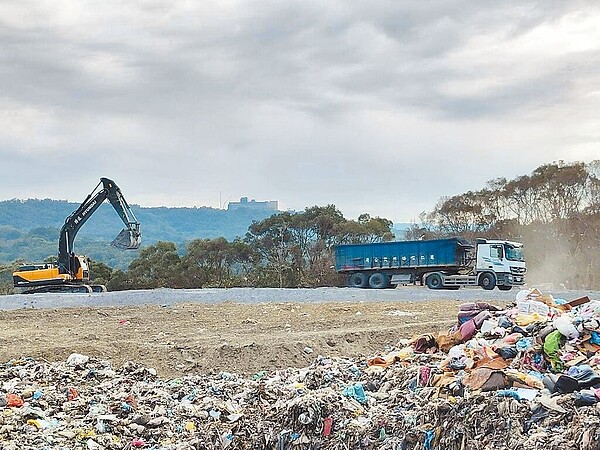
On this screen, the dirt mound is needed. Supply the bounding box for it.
[0,300,470,377]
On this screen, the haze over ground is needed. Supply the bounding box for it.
[1,1,599,222]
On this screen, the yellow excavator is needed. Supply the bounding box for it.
[12,177,141,293]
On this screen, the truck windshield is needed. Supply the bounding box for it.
[505,245,524,261]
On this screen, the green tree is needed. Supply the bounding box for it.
[429,191,495,239]
[289,205,346,285]
[404,212,437,241]
[334,213,394,244]
[227,238,257,286]
[89,259,113,286]
[106,269,130,291]
[0,262,19,295]
[127,241,182,289]
[182,237,256,287]
[245,213,297,287]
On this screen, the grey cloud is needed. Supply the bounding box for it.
[0,1,598,220]
[0,1,590,120]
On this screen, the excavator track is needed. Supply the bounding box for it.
[22,284,94,294]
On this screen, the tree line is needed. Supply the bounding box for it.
[87,207,393,290]
[408,160,600,289]
[2,160,599,292]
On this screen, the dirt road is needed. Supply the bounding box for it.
[0,287,594,378]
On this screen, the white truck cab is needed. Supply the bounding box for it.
[475,239,526,289]
[422,238,527,291]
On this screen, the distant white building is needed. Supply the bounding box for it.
[227,197,278,212]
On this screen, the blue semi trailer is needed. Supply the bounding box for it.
[334,238,526,290]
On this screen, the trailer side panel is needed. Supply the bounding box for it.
[334,238,471,273]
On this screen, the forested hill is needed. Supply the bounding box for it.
[0,199,277,268]
[0,199,276,242]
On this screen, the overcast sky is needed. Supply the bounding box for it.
[1,1,599,223]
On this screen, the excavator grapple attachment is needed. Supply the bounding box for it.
[111,228,141,250]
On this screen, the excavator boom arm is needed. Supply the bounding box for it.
[58,178,141,273]
[104,178,141,250]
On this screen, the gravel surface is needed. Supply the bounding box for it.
[0,286,597,377]
[3,286,598,310]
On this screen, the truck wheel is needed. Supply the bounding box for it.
[369,272,389,289]
[498,285,512,291]
[348,272,368,288]
[426,273,443,289]
[479,273,496,290]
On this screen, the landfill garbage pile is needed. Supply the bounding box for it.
[1,289,600,449]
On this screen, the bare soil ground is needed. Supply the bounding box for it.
[0,298,507,378]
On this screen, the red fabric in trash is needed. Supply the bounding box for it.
[6,394,23,407]
[459,319,477,341]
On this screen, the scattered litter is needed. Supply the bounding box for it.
[0,289,599,448]
[66,352,89,367]
[385,310,414,317]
